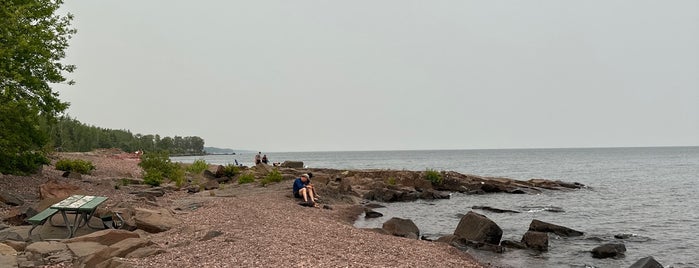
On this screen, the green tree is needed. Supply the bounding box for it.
[0,0,75,174]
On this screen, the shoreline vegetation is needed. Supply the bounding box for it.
[0,150,588,267]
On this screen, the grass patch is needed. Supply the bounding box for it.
[424,168,443,186]
[237,173,256,184]
[55,158,95,174]
[261,168,283,186]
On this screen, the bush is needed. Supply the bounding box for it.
[55,158,95,174]
[220,164,240,178]
[237,173,255,184]
[387,177,397,186]
[143,169,164,186]
[261,168,283,186]
[139,151,183,187]
[186,159,208,174]
[424,168,443,185]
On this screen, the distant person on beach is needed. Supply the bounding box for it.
[293,173,318,207]
[254,152,261,165]
[261,154,269,164]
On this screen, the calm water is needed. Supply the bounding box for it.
[172,147,699,268]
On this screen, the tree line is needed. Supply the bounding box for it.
[45,116,205,156]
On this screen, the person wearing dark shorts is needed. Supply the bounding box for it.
[292,173,317,206]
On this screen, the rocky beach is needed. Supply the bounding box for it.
[0,150,591,267]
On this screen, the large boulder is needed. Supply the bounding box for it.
[81,237,155,267]
[437,235,505,253]
[280,161,304,168]
[382,217,420,239]
[629,256,663,268]
[591,243,626,259]
[453,211,502,245]
[529,219,583,237]
[39,179,81,200]
[521,231,549,251]
[134,208,182,233]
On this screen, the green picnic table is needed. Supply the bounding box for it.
[27,195,108,238]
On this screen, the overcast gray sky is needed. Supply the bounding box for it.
[55,1,698,152]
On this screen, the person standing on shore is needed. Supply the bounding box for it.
[293,174,318,207]
[254,152,261,165]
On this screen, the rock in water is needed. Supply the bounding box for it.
[529,219,583,237]
[382,217,420,239]
[628,256,664,268]
[521,231,549,251]
[453,211,503,245]
[591,243,626,259]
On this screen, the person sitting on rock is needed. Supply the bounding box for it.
[293,173,318,207]
[261,154,269,164]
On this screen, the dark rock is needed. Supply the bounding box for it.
[628,256,663,268]
[382,217,419,239]
[280,161,304,168]
[471,206,520,213]
[453,211,503,245]
[438,235,505,253]
[364,209,383,218]
[591,243,626,259]
[0,191,23,206]
[529,219,583,237]
[62,171,82,180]
[363,188,420,202]
[420,189,451,200]
[501,240,527,249]
[186,186,201,193]
[521,231,549,251]
[203,170,217,180]
[364,203,386,209]
[214,165,225,178]
[614,233,637,239]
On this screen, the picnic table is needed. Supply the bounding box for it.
[27,195,108,239]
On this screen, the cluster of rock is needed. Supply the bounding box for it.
[362,210,665,268]
[0,179,184,267]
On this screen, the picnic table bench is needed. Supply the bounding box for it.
[27,195,108,239]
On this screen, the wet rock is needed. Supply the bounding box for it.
[453,211,503,245]
[364,209,383,218]
[437,235,505,253]
[591,243,626,259]
[529,219,583,237]
[382,217,420,239]
[0,191,24,206]
[471,206,520,213]
[501,240,527,249]
[628,256,663,268]
[521,231,549,251]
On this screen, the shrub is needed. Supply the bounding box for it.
[424,168,443,185]
[186,159,208,174]
[261,168,283,186]
[220,164,240,178]
[55,158,95,174]
[139,151,183,187]
[143,169,164,186]
[237,173,255,184]
[387,177,397,186]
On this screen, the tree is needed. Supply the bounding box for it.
[0,0,75,174]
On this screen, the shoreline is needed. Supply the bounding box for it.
[1,151,510,267]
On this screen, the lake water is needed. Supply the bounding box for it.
[172,147,699,268]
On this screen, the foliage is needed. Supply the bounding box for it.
[186,159,208,174]
[142,169,164,186]
[424,169,443,185]
[237,173,255,184]
[0,0,74,175]
[387,177,397,186]
[219,164,240,178]
[44,116,206,155]
[138,151,183,187]
[55,158,95,174]
[261,168,284,186]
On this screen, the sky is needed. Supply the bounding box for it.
[54,1,698,152]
